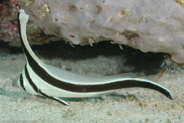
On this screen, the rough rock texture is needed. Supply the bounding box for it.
[1,0,184,63]
[0,0,59,45]
[16,0,184,63]
[0,0,20,43]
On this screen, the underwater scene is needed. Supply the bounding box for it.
[0,0,184,123]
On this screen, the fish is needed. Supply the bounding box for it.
[17,9,172,105]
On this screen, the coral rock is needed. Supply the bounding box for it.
[3,0,184,63]
[0,0,59,46]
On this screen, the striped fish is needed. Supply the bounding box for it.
[17,9,172,105]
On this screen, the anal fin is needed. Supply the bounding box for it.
[38,90,69,106]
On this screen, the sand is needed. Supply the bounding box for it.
[0,41,183,123]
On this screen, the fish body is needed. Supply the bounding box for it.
[17,9,172,105]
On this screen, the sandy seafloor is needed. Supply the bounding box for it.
[0,40,184,123]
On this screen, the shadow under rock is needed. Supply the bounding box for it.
[33,40,124,60]
[1,40,166,75]
[122,46,165,75]
[34,40,165,75]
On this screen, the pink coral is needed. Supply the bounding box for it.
[0,0,58,45]
[16,0,184,63]
[1,0,184,63]
[0,0,20,43]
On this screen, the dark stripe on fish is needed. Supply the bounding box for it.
[24,64,39,93]
[20,73,26,91]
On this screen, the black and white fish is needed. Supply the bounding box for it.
[17,9,172,105]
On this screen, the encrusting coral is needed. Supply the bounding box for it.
[1,0,184,63]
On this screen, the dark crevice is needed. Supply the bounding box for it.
[0,40,166,75]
